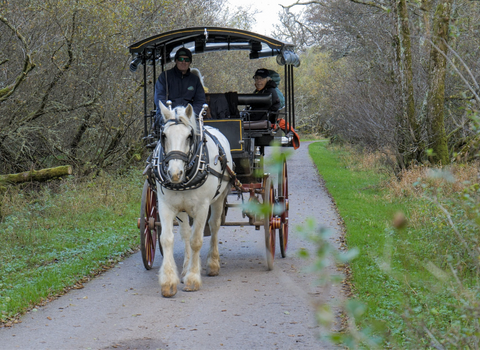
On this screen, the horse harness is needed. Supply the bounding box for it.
[151,118,230,198]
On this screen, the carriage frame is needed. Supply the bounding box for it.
[129,27,300,270]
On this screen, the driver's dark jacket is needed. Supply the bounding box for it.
[154,66,206,116]
[249,80,281,122]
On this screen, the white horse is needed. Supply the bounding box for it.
[154,102,232,297]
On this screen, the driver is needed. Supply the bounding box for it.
[154,47,206,117]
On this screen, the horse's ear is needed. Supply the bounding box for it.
[185,104,194,118]
[159,101,172,121]
[185,104,196,124]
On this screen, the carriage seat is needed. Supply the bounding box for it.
[205,93,274,120]
[205,93,276,129]
[243,120,271,130]
[205,92,239,119]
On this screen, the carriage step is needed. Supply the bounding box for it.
[222,221,263,226]
[225,203,242,208]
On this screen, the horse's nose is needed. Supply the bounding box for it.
[169,169,183,183]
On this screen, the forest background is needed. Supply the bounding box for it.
[1,0,479,175]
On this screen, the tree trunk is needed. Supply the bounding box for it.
[395,0,421,163]
[426,0,453,165]
[0,165,73,185]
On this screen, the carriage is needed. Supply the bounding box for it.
[129,27,300,287]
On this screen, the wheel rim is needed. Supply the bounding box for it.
[140,180,157,270]
[279,157,288,258]
[264,176,275,270]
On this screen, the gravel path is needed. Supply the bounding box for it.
[0,141,345,350]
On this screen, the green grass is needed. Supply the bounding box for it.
[0,169,143,324]
[308,142,480,347]
[308,143,408,330]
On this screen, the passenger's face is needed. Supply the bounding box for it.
[254,76,267,91]
[176,56,191,74]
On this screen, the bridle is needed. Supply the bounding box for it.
[151,107,231,198]
[160,118,195,167]
[153,116,210,192]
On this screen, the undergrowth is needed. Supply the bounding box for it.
[309,142,480,348]
[0,169,143,325]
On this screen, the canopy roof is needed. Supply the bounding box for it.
[128,27,300,67]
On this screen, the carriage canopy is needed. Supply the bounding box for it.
[128,27,300,70]
[128,27,300,138]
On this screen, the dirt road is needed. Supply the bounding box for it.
[0,141,345,350]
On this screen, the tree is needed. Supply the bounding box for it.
[0,15,35,102]
[281,0,479,167]
[0,0,250,175]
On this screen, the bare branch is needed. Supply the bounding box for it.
[422,36,480,104]
[348,0,389,11]
[281,0,327,10]
[281,0,388,15]
[0,15,35,102]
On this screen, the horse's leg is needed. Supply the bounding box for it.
[183,207,208,292]
[206,196,225,276]
[177,211,191,282]
[158,208,180,298]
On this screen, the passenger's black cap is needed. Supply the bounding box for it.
[253,68,269,78]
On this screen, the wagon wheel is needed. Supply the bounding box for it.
[139,180,160,270]
[264,176,275,270]
[278,156,289,258]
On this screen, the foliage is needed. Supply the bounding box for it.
[281,0,480,168]
[0,0,251,175]
[0,169,142,324]
[309,141,480,348]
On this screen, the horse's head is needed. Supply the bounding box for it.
[159,102,197,184]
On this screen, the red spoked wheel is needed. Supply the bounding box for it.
[139,180,159,270]
[264,176,277,270]
[278,156,289,258]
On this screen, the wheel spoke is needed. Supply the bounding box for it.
[279,156,289,258]
[140,180,157,270]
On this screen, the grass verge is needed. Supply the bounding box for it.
[308,141,480,347]
[0,169,143,326]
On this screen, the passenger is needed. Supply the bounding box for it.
[249,68,280,123]
[154,47,206,118]
[268,70,285,109]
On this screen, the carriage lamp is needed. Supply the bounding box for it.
[129,56,142,72]
[276,51,300,67]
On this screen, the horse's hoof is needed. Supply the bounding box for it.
[161,284,177,297]
[206,261,220,276]
[206,267,219,276]
[183,278,201,292]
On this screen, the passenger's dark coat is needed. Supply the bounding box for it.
[249,80,281,122]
